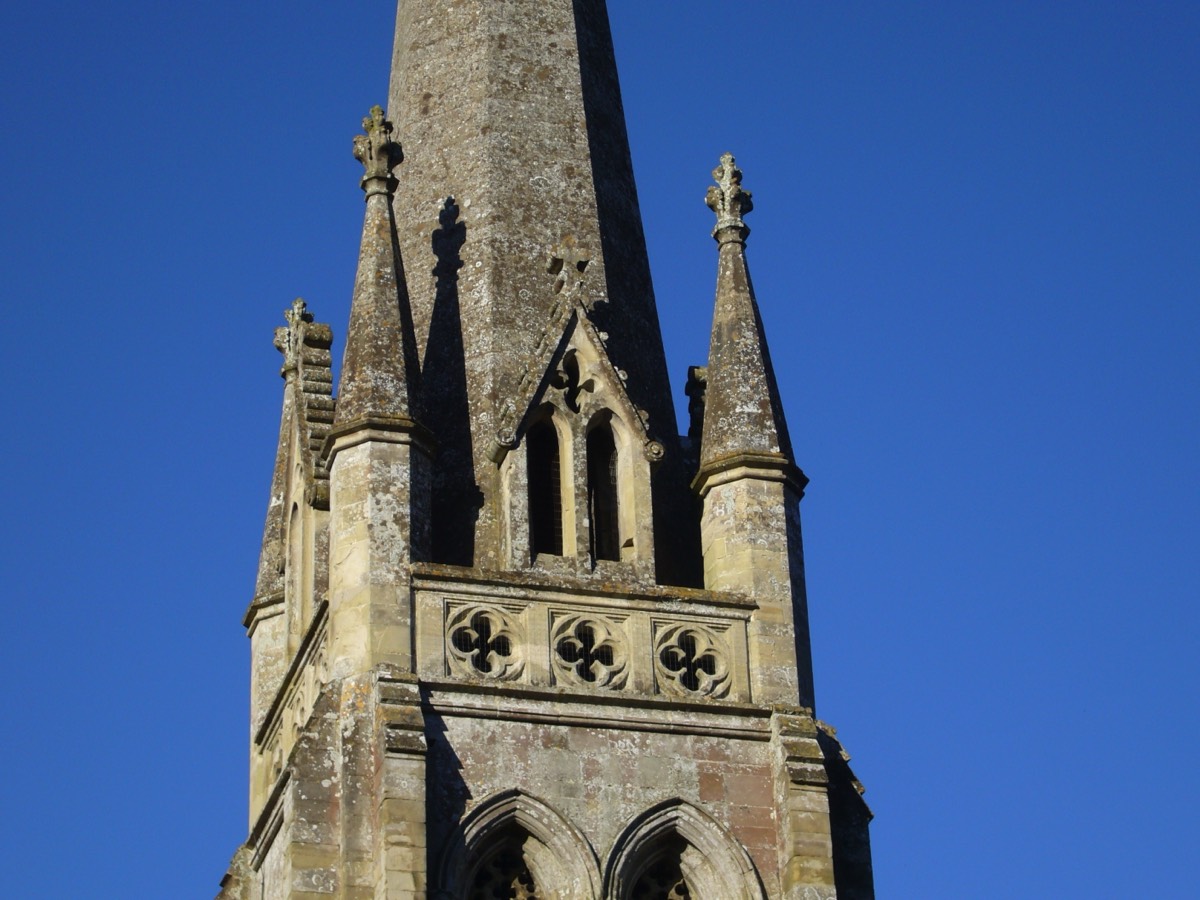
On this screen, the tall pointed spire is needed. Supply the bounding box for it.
[332,106,420,434]
[697,153,799,482]
[384,0,679,565]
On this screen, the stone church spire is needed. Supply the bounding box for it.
[219,6,874,898]
[694,153,813,705]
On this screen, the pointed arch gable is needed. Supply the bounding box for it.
[604,799,766,900]
[490,292,662,467]
[436,789,601,900]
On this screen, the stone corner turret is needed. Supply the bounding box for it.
[694,153,816,710]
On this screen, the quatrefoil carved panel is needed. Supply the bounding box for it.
[446,605,525,681]
[653,623,731,699]
[551,613,628,690]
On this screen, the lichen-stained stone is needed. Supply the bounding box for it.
[698,153,795,471]
[218,2,873,898]
[384,0,688,574]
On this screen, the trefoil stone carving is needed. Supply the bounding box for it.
[546,239,590,298]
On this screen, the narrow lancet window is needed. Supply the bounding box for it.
[527,420,563,557]
[587,423,621,561]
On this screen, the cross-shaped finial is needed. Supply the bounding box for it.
[275,297,314,369]
[546,238,591,296]
[705,152,753,242]
[352,105,403,192]
[285,297,312,329]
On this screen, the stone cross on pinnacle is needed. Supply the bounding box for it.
[706,152,754,242]
[275,297,313,371]
[352,105,403,193]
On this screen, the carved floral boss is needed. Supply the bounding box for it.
[444,603,733,699]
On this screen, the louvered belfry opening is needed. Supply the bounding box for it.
[527,419,563,558]
[587,422,620,561]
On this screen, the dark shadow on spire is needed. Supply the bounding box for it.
[572,1,701,587]
[571,0,673,427]
[424,197,480,565]
[389,201,423,401]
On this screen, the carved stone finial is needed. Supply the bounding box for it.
[352,105,403,193]
[546,237,591,297]
[275,298,315,371]
[286,297,312,329]
[705,152,753,242]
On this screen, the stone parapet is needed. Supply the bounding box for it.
[412,568,758,705]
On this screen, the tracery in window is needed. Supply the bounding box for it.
[608,800,766,900]
[629,838,691,899]
[467,840,540,900]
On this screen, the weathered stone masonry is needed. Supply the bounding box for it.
[218,2,873,898]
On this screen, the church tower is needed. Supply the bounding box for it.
[219,2,872,898]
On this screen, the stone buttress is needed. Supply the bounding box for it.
[218,2,873,898]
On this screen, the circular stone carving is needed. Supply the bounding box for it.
[447,605,525,681]
[551,614,628,689]
[653,623,731,699]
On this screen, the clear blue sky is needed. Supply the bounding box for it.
[2,1,1197,896]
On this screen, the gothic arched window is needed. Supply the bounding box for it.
[607,800,766,900]
[587,421,620,561]
[527,418,563,557]
[437,790,602,899]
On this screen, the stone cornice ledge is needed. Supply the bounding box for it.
[242,590,285,634]
[420,677,773,740]
[691,450,808,498]
[321,414,436,465]
[410,562,759,611]
[773,710,829,788]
